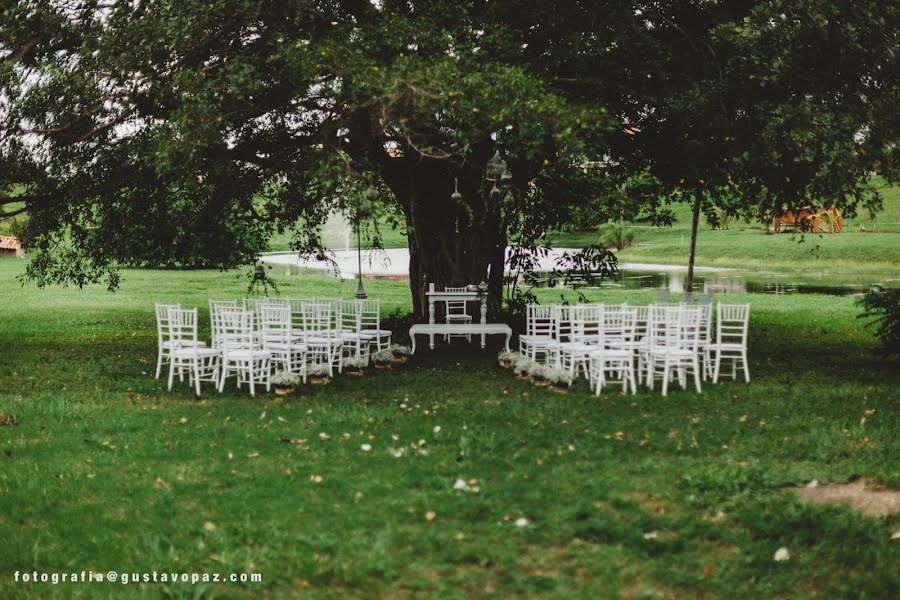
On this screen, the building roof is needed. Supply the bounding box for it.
[0,235,22,250]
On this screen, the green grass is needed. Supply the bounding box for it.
[0,260,897,598]
[263,182,900,284]
[551,178,900,277]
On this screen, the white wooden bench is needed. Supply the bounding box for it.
[409,323,512,353]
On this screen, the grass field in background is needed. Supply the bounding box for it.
[0,259,897,598]
[264,180,900,282]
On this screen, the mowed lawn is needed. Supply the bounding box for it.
[0,260,898,599]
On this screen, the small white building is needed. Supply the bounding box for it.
[0,235,24,257]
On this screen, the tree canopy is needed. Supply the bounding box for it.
[1,1,897,312]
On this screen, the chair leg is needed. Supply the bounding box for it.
[167,359,176,391]
[193,361,202,397]
[713,351,721,384]
[742,350,750,382]
[248,361,256,397]
[661,361,670,396]
[156,350,164,379]
[692,357,702,393]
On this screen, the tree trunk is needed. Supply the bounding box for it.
[387,156,504,320]
[685,191,703,293]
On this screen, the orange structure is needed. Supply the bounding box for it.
[772,206,843,233]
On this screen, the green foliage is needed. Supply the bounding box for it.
[597,222,636,250]
[1,1,897,293]
[858,286,900,356]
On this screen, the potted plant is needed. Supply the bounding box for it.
[389,344,412,365]
[271,370,301,396]
[529,363,551,387]
[344,355,369,376]
[373,349,394,369]
[497,350,516,368]
[307,363,332,385]
[515,357,535,380]
[546,367,574,393]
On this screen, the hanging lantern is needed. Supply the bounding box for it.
[450,177,462,201]
[485,150,507,181]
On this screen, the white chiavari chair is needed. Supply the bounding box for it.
[166,308,221,396]
[707,303,751,383]
[155,303,208,379]
[299,302,343,377]
[217,308,272,396]
[589,306,638,395]
[519,304,558,363]
[260,305,307,380]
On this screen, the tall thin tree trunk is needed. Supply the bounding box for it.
[686,191,702,293]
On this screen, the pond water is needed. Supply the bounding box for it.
[262,249,895,297]
[552,269,887,297]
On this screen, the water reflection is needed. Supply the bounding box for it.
[542,269,881,297]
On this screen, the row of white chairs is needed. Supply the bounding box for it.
[519,302,750,396]
[155,298,392,396]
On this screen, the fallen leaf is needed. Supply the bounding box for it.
[425,511,436,521]
[203,521,216,531]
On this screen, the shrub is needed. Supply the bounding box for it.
[597,222,636,250]
[857,286,900,356]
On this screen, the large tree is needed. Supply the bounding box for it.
[0,0,622,315]
[2,1,897,309]
[583,0,900,289]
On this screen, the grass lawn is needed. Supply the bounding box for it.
[0,259,897,598]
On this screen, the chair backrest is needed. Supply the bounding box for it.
[312,297,341,329]
[167,307,199,345]
[633,305,650,340]
[209,299,238,314]
[443,287,469,316]
[215,309,255,352]
[208,300,238,348]
[677,305,704,352]
[301,302,334,335]
[716,303,750,346]
[599,304,630,346]
[568,304,604,343]
[697,302,713,344]
[155,303,180,348]
[338,299,364,334]
[647,305,681,348]
[526,304,557,337]
[259,305,293,347]
[552,305,572,342]
[356,298,381,332]
[601,306,637,349]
